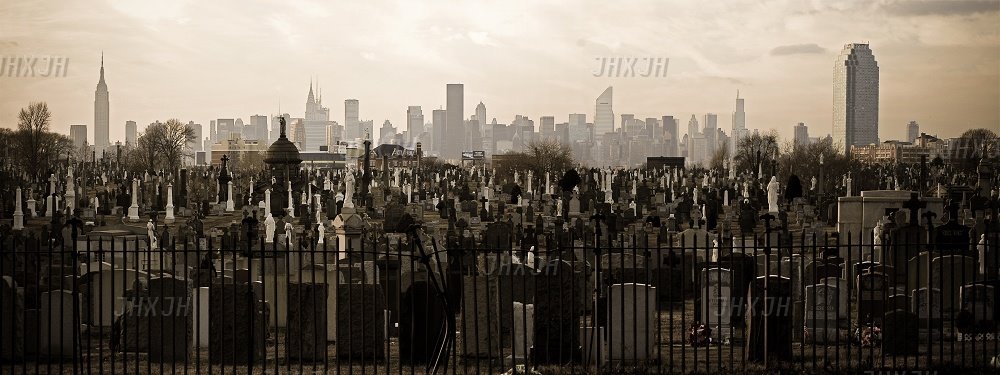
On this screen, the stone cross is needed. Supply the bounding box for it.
[902,193,925,226]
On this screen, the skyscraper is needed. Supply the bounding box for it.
[794,122,810,146]
[569,113,588,143]
[732,91,746,155]
[833,43,879,154]
[249,115,268,142]
[445,84,464,160]
[476,102,487,136]
[432,109,447,155]
[189,121,203,152]
[703,113,718,155]
[345,99,360,141]
[70,125,87,150]
[94,55,109,155]
[407,106,424,144]
[595,87,614,135]
[302,82,332,150]
[906,121,919,143]
[125,121,137,146]
[661,115,678,156]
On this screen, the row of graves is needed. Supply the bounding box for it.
[1,158,999,372]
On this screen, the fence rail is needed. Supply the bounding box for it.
[0,227,997,374]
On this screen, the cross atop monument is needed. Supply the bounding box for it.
[902,192,925,226]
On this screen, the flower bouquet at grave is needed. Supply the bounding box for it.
[853,325,882,347]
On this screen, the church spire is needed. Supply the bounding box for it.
[307,78,315,104]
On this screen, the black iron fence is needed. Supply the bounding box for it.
[0,227,998,374]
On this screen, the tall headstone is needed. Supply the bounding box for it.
[337,284,385,359]
[148,276,192,362]
[531,260,582,364]
[209,282,268,364]
[744,276,793,363]
[460,275,500,357]
[286,282,328,361]
[608,283,657,363]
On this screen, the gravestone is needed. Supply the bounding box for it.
[39,289,77,359]
[745,276,792,363]
[882,309,919,355]
[958,284,996,335]
[804,282,845,343]
[286,282,328,361]
[400,280,447,364]
[298,264,343,341]
[531,260,582,364]
[497,262,537,343]
[209,282,268,364]
[608,283,657,363]
[337,284,385,359]
[857,272,888,324]
[90,269,142,326]
[930,255,976,316]
[911,287,943,336]
[699,268,733,340]
[460,275,500,357]
[511,302,534,363]
[717,253,755,327]
[148,276,193,362]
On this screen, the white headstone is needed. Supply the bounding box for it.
[225,181,235,211]
[128,178,140,220]
[12,187,23,230]
[165,183,175,221]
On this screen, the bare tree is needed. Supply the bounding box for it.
[734,130,779,178]
[129,119,196,172]
[16,102,52,181]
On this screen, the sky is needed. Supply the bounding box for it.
[0,0,997,145]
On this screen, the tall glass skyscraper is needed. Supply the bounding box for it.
[833,43,879,154]
[595,87,614,136]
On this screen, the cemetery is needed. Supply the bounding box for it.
[0,118,997,374]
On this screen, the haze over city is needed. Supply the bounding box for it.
[1,0,998,143]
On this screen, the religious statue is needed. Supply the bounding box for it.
[810,176,817,191]
[264,213,276,243]
[147,219,158,249]
[317,222,326,244]
[343,171,356,208]
[767,176,780,213]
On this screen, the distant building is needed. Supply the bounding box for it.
[595,87,614,135]
[794,122,810,146]
[569,113,588,143]
[851,140,930,164]
[302,82,332,150]
[249,115,267,142]
[432,109,446,156]
[210,133,267,166]
[125,121,137,146]
[70,124,88,150]
[907,121,919,143]
[833,43,879,154]
[94,55,109,155]
[407,106,424,144]
[445,83,465,160]
[345,99,360,141]
[731,91,746,156]
[188,121,203,152]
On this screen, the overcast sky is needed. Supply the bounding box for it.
[0,0,997,144]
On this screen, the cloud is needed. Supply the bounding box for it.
[770,43,826,56]
[880,0,1000,16]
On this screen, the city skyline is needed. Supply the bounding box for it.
[0,1,997,144]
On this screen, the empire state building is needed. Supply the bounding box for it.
[94,55,110,155]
